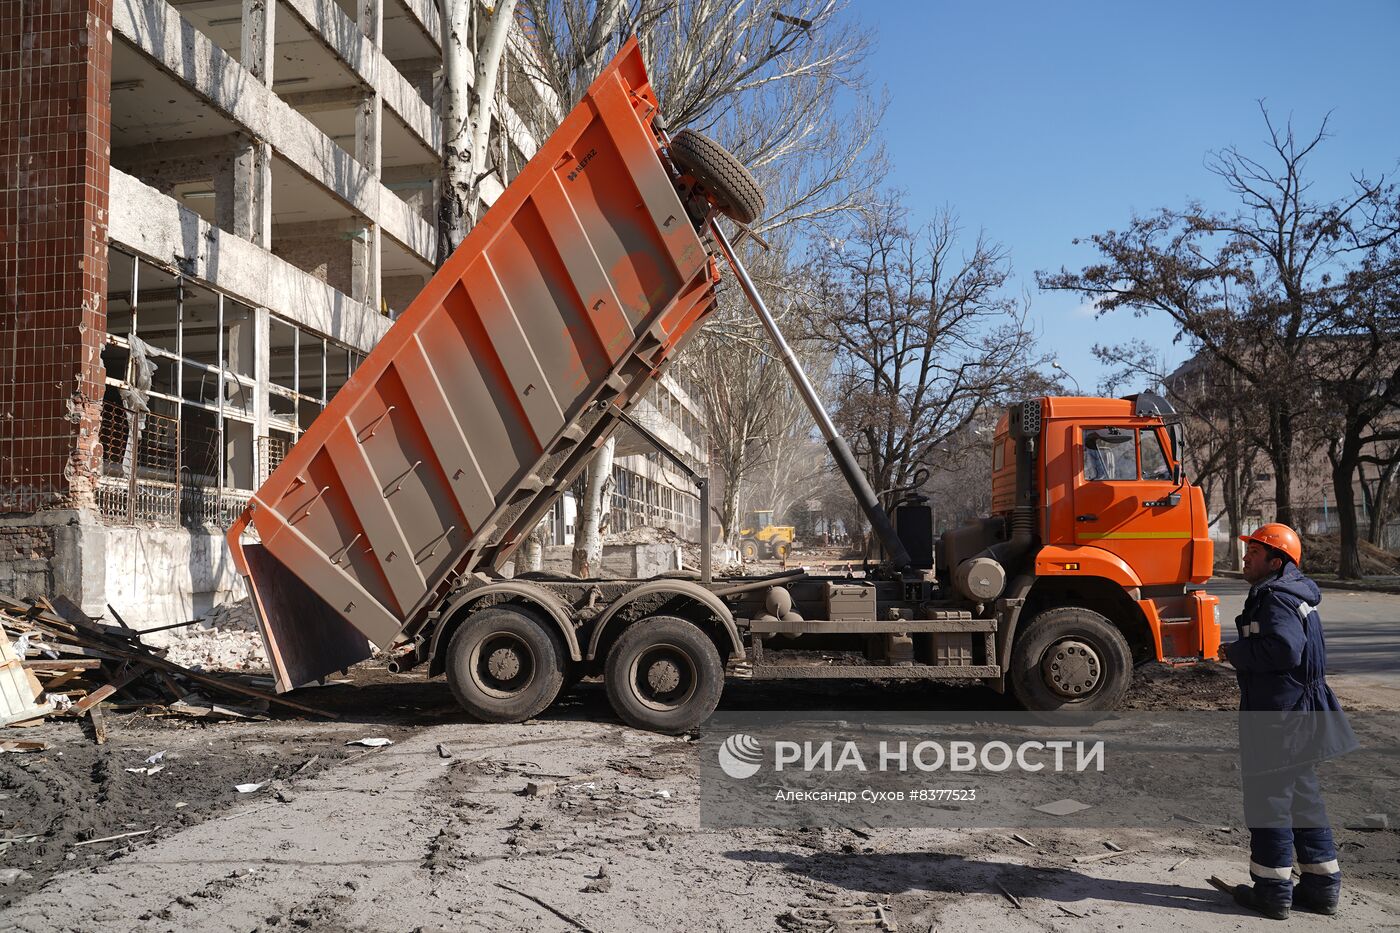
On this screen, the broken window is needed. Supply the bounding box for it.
[298,332,324,400]
[182,283,220,366]
[137,263,181,356]
[224,417,255,491]
[223,299,255,379]
[326,346,351,399]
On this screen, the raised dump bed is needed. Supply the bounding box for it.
[228,39,730,692]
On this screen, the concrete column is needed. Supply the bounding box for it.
[241,0,276,85]
[356,0,384,313]
[253,307,270,482]
[233,138,273,248]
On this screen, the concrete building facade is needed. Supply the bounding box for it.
[1,0,708,626]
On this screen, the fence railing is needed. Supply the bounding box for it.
[96,398,253,529]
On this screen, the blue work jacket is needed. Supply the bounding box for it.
[1224,563,1358,772]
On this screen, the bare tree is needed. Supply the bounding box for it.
[1314,237,1400,576]
[1040,105,1393,528]
[515,0,883,236]
[807,195,1047,500]
[441,0,521,260]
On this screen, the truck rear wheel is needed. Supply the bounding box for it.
[667,130,765,225]
[604,616,724,733]
[1009,606,1132,713]
[446,605,566,723]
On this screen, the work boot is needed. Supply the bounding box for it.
[1293,880,1340,916]
[1233,883,1291,921]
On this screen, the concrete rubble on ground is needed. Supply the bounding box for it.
[146,599,265,673]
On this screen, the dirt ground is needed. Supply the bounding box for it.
[3,660,1397,932]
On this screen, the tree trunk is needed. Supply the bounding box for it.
[520,519,547,573]
[1268,401,1295,527]
[1368,457,1398,546]
[571,436,615,576]
[1333,427,1364,579]
[440,0,518,262]
[720,466,743,547]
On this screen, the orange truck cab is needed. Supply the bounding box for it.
[960,392,1219,659]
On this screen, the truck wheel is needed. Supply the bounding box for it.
[604,616,724,733]
[770,539,791,561]
[739,539,760,561]
[445,605,566,723]
[667,130,765,225]
[1009,607,1132,713]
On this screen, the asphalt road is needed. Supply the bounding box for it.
[1210,576,1400,708]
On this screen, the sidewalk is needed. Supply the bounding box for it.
[1214,568,1400,595]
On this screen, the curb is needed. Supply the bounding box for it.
[1212,569,1400,596]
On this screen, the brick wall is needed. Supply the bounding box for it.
[0,0,113,513]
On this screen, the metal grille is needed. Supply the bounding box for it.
[95,398,248,527]
[258,435,291,485]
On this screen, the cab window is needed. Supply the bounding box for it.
[1140,429,1173,481]
[1082,428,1137,481]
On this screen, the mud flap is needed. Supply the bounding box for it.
[242,544,375,692]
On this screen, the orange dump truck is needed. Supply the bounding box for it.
[228,38,1219,733]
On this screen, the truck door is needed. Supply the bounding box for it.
[1072,425,1191,586]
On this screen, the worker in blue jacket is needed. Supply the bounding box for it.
[1223,523,1357,920]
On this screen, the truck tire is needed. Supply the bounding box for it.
[667,130,765,225]
[604,615,724,733]
[1009,606,1132,713]
[445,605,567,723]
[770,539,791,561]
[739,539,760,561]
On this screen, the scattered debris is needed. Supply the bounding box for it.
[124,765,164,776]
[346,737,394,748]
[784,903,897,930]
[1206,874,1234,895]
[234,782,266,794]
[495,881,597,932]
[1168,857,1190,872]
[1103,840,1123,852]
[581,864,612,894]
[70,828,156,848]
[1073,849,1138,864]
[0,739,49,753]
[1346,813,1390,831]
[437,742,453,759]
[0,868,33,885]
[1033,798,1093,817]
[1058,904,1087,918]
[995,881,1023,909]
[1010,832,1036,848]
[0,594,334,733]
[523,780,558,797]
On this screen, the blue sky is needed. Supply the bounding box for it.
[864,0,1400,393]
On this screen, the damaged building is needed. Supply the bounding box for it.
[0,0,708,628]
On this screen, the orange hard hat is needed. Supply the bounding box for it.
[1240,523,1302,566]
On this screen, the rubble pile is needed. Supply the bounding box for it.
[1,594,332,734]
[155,599,265,673]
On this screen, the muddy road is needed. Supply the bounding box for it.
[3,659,1397,932]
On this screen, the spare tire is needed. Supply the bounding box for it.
[667,130,765,225]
